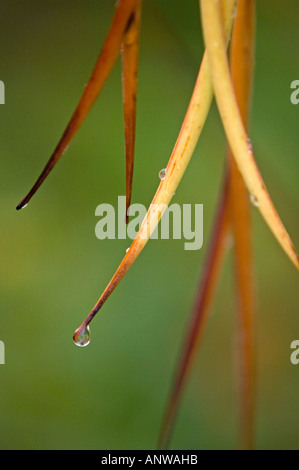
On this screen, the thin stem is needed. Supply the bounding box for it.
[121,0,142,222]
[200,0,299,270]
[157,169,231,450]
[228,0,256,450]
[158,0,257,450]
[16,0,137,210]
[73,0,237,342]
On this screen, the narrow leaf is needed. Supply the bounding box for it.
[228,0,256,450]
[157,170,231,450]
[16,0,137,210]
[73,0,238,342]
[121,0,142,223]
[200,0,299,270]
[158,0,257,449]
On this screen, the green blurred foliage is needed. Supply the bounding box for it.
[0,0,298,450]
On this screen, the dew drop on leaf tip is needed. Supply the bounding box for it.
[73,325,91,347]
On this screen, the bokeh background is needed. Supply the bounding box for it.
[0,0,298,450]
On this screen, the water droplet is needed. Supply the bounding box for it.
[73,325,91,347]
[159,168,166,180]
[250,194,259,207]
[247,137,253,155]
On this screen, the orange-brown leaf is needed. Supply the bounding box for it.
[228,0,256,450]
[121,0,142,222]
[157,172,231,449]
[17,0,137,210]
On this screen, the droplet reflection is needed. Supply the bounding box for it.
[73,325,91,347]
[159,168,166,180]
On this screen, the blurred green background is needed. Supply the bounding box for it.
[0,0,298,450]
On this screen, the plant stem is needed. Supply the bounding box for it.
[157,169,231,450]
[200,0,299,270]
[228,0,256,450]
[73,0,237,341]
[16,0,137,210]
[121,0,142,222]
